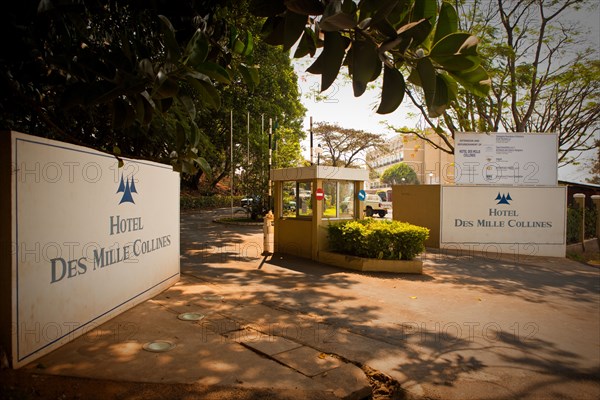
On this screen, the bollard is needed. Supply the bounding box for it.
[573,194,585,251]
[263,210,274,255]
[592,195,600,250]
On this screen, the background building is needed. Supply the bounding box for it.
[367,131,454,189]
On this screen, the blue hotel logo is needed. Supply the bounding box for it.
[495,192,512,205]
[117,175,138,204]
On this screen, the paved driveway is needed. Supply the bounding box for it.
[181,209,600,399]
[7,209,597,400]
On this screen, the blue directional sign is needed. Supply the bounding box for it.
[358,189,366,201]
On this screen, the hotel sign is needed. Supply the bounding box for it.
[440,186,566,257]
[3,132,180,368]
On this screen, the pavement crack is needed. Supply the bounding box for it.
[237,341,313,378]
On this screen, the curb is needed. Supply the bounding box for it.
[212,217,263,226]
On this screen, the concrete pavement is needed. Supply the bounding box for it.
[2,209,599,399]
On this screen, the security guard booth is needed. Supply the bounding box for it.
[271,166,369,261]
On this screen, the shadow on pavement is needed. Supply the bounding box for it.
[177,213,600,398]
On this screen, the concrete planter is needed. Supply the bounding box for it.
[318,250,422,274]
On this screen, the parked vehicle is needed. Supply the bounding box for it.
[240,195,267,220]
[364,194,391,218]
[240,197,253,207]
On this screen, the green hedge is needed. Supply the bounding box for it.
[327,219,429,260]
[567,207,597,244]
[181,195,244,210]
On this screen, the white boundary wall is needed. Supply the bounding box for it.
[4,132,180,368]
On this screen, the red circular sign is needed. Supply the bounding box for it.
[316,188,324,200]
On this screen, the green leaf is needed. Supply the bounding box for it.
[430,33,478,56]
[176,122,186,150]
[194,62,232,84]
[376,67,405,114]
[433,2,458,44]
[187,77,221,109]
[416,58,436,110]
[195,156,212,176]
[431,54,481,72]
[284,0,325,15]
[251,0,286,17]
[312,31,349,91]
[397,19,432,49]
[412,0,437,22]
[306,52,324,74]
[180,95,196,120]
[158,15,181,62]
[184,29,209,67]
[239,63,260,91]
[261,16,286,46]
[319,0,357,31]
[160,97,174,113]
[111,98,135,128]
[140,93,154,125]
[351,39,381,97]
[181,160,194,174]
[283,11,308,51]
[359,0,398,19]
[440,73,458,102]
[155,76,179,99]
[294,28,317,58]
[138,59,155,79]
[341,0,357,14]
[233,38,245,55]
[430,33,480,72]
[133,95,145,124]
[429,74,450,118]
[448,65,491,97]
[241,31,254,56]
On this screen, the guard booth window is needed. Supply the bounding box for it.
[322,180,355,219]
[282,181,313,218]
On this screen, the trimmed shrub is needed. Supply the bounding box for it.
[181,195,244,210]
[327,219,429,260]
[567,207,598,244]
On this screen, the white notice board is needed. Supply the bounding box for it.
[454,133,558,186]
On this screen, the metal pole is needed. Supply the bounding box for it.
[230,110,234,217]
[310,116,313,165]
[261,113,265,178]
[268,118,273,211]
[247,111,250,167]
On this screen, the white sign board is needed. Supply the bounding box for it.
[454,133,558,186]
[440,186,566,257]
[9,132,180,367]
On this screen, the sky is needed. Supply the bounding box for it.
[290,2,600,184]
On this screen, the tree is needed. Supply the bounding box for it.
[381,163,419,185]
[0,0,260,174]
[587,140,600,184]
[1,0,306,191]
[392,0,599,167]
[312,122,387,167]
[250,0,490,119]
[190,28,307,193]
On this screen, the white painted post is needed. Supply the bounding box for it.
[573,193,586,251]
[592,195,600,250]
